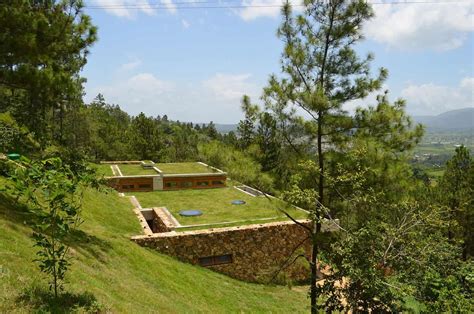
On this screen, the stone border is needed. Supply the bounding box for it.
[128,184,311,234]
[111,165,123,177]
[100,160,141,164]
[234,185,262,197]
[197,161,226,174]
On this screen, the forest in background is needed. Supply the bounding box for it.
[1,1,473,312]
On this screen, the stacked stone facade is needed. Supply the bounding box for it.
[132,220,316,282]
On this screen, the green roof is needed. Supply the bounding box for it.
[155,162,218,174]
[129,184,307,230]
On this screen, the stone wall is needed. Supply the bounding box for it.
[151,208,177,233]
[132,220,316,282]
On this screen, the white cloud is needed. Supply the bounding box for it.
[93,0,132,18]
[118,58,142,72]
[92,0,178,18]
[91,73,174,112]
[86,73,259,123]
[365,2,474,51]
[181,19,190,29]
[161,0,177,14]
[202,73,258,101]
[401,77,474,115]
[237,0,302,21]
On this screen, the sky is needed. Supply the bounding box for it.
[81,0,474,124]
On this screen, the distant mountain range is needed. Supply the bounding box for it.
[214,124,238,134]
[413,108,474,131]
[210,108,474,134]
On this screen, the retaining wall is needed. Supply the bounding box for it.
[132,220,317,282]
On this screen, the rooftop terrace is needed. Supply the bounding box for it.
[129,183,308,231]
[155,162,218,174]
[93,161,220,177]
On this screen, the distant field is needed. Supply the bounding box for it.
[118,164,158,176]
[130,186,307,227]
[425,168,445,178]
[155,162,216,174]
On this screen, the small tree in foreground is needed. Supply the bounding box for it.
[7,157,96,298]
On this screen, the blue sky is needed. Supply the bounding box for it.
[82,0,474,123]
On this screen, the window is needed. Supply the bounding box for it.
[198,254,233,267]
[121,184,134,190]
[138,184,151,189]
[196,181,209,186]
[180,181,193,188]
[212,180,225,186]
[165,181,177,188]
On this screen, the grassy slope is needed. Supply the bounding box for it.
[0,177,308,312]
[130,187,308,226]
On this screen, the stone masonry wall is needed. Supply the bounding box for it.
[132,220,315,282]
[151,208,175,233]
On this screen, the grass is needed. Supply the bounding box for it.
[0,176,309,312]
[426,168,445,178]
[90,163,114,176]
[155,162,217,174]
[118,164,158,176]
[130,186,308,227]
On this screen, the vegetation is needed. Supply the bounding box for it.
[90,163,114,177]
[0,0,472,311]
[155,162,216,174]
[130,185,307,226]
[0,176,309,312]
[5,158,98,298]
[117,164,158,176]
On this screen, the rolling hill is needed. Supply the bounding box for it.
[413,108,474,131]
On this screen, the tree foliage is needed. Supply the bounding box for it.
[0,0,97,143]
[6,157,98,298]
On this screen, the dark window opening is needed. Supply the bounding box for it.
[165,181,177,188]
[198,254,233,267]
[146,219,155,231]
[180,181,193,188]
[138,184,152,189]
[196,181,209,186]
[212,180,225,185]
[121,184,134,190]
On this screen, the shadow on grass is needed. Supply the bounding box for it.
[65,229,113,263]
[0,191,112,262]
[17,286,103,313]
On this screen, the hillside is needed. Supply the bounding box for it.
[413,108,474,131]
[211,108,474,134]
[0,176,308,312]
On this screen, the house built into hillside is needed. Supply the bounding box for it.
[101,161,227,192]
[97,160,336,282]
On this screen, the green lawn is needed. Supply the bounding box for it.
[130,186,308,227]
[155,162,217,174]
[118,164,158,176]
[91,163,114,176]
[0,176,309,312]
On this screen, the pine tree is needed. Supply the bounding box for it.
[0,0,97,143]
[263,1,386,310]
[438,146,474,259]
[237,95,259,149]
